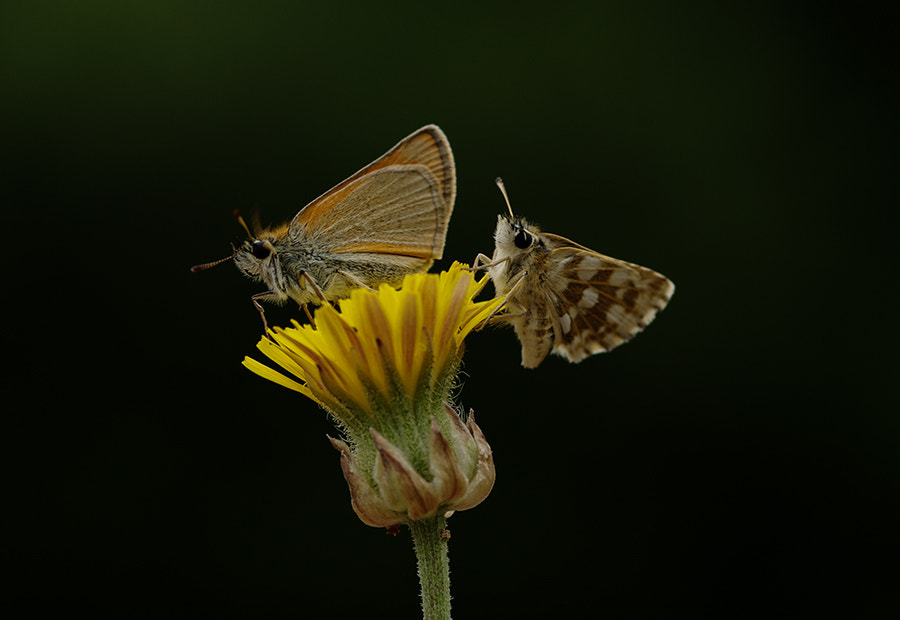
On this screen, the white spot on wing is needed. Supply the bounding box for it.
[609,269,630,286]
[576,256,603,282]
[578,287,599,309]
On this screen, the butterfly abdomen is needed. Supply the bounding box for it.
[513,299,556,369]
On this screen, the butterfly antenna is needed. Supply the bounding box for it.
[234,209,255,239]
[191,253,234,273]
[192,209,253,273]
[495,177,516,218]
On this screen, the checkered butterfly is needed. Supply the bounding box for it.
[476,179,674,368]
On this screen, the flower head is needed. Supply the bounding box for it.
[242,262,502,526]
[329,405,495,527]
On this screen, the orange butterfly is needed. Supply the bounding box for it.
[194,125,456,327]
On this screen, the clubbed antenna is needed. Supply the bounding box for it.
[495,177,515,218]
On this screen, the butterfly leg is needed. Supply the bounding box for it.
[504,268,528,295]
[250,292,274,334]
[472,269,528,329]
[299,271,328,301]
[292,271,331,329]
[475,299,512,329]
[483,269,529,326]
[297,303,318,329]
[337,269,377,292]
[467,253,508,273]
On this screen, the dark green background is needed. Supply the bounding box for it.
[5,1,896,617]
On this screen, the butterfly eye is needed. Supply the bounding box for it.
[514,229,533,249]
[251,240,271,259]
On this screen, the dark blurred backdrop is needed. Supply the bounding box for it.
[3,1,897,617]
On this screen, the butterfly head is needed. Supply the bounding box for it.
[232,230,289,295]
[192,210,281,283]
[491,176,543,259]
[494,214,542,257]
[234,237,273,276]
[228,209,290,297]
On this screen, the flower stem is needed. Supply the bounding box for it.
[408,514,452,620]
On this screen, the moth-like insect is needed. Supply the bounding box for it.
[193,125,456,328]
[476,178,674,368]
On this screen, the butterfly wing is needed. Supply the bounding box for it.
[337,124,455,208]
[544,234,674,363]
[289,125,455,261]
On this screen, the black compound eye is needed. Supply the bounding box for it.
[514,229,533,249]
[251,240,271,259]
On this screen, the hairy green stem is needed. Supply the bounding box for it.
[408,515,451,620]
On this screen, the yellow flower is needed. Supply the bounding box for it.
[243,262,499,418]
[242,262,503,527]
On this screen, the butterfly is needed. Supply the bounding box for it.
[193,125,456,328]
[475,178,674,369]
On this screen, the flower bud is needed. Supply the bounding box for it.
[329,405,495,528]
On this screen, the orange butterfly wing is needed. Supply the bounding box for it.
[289,125,456,260]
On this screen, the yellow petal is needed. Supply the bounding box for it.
[242,356,314,399]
